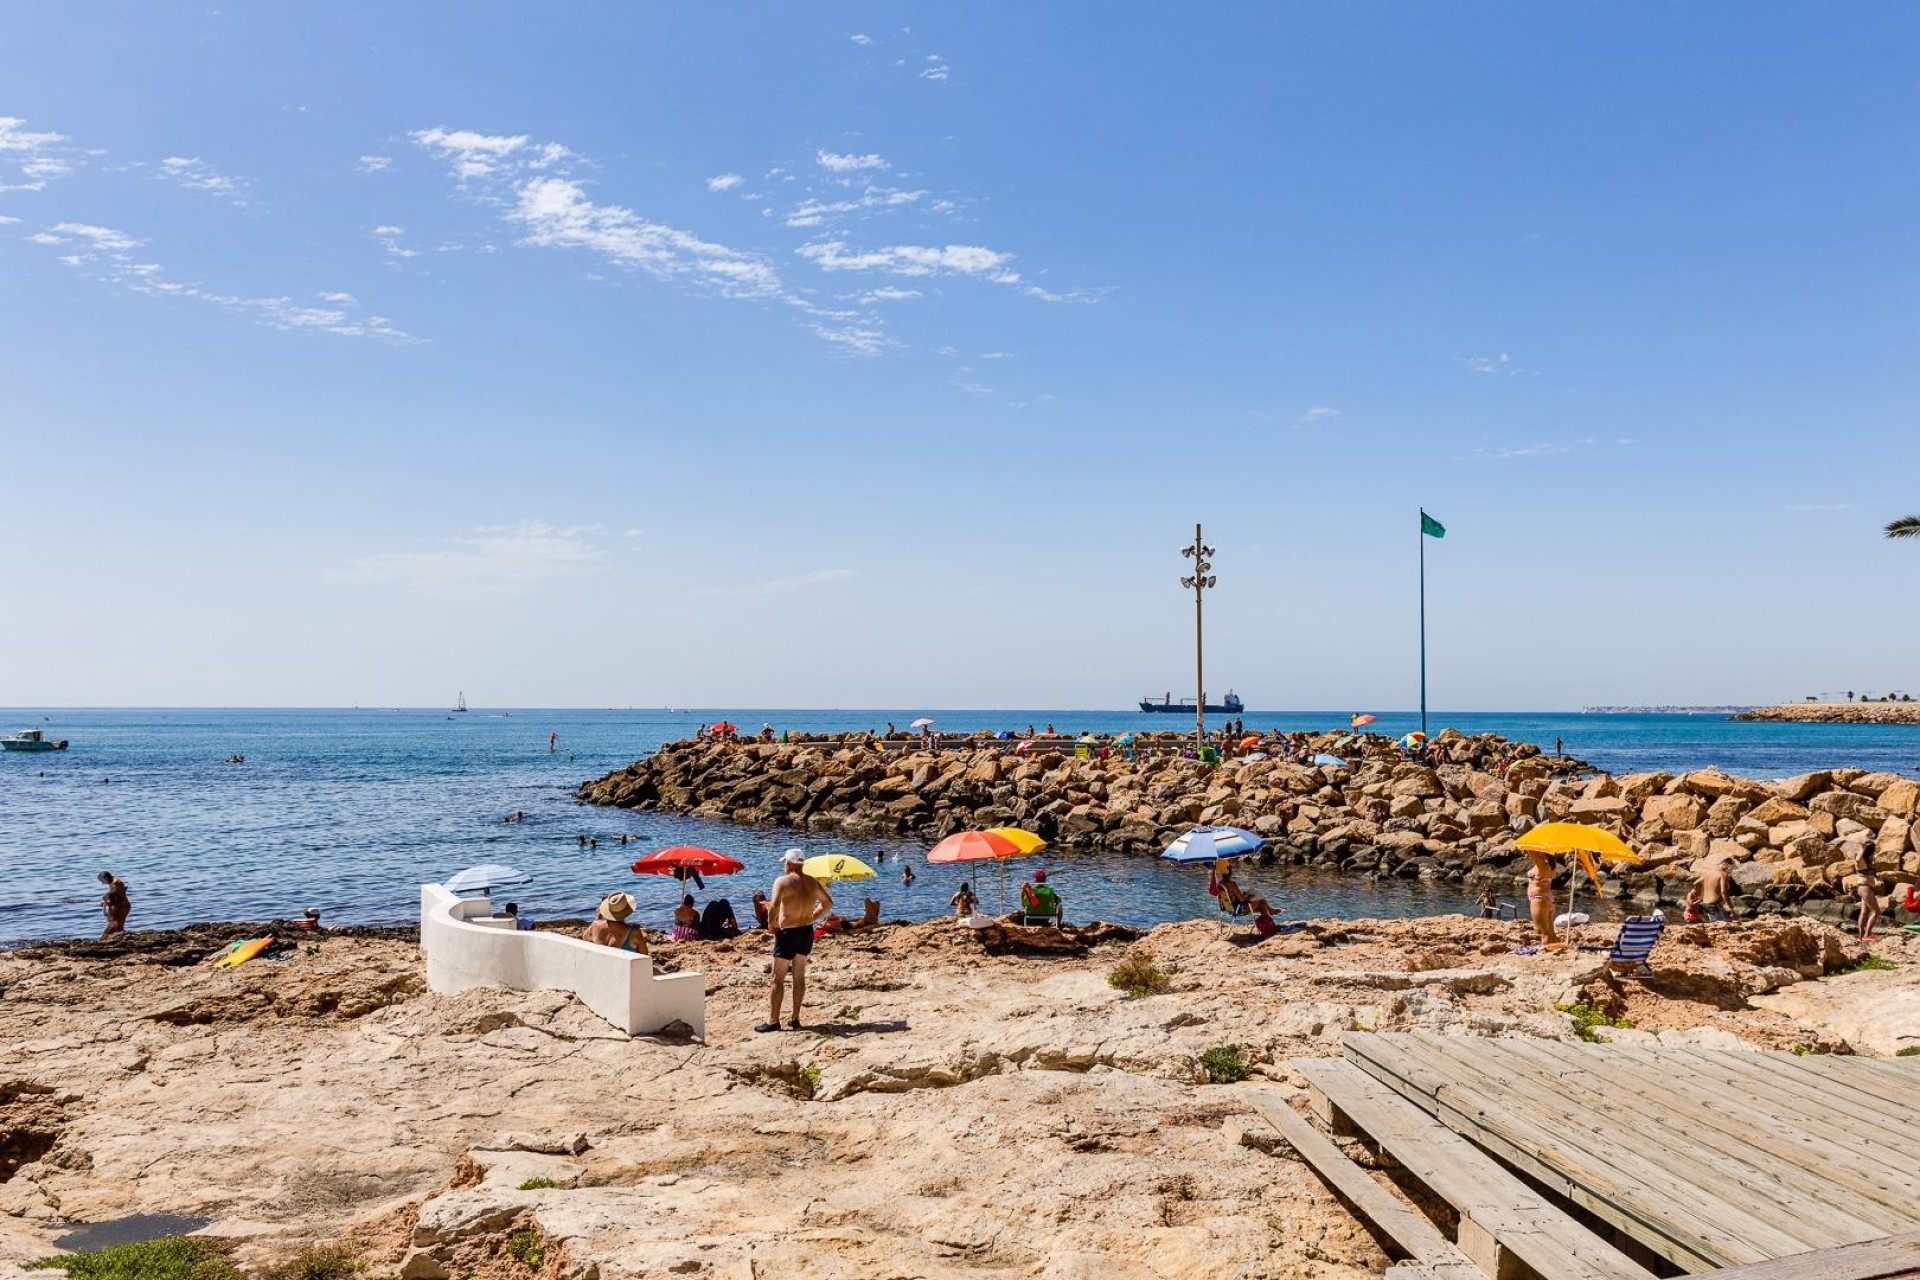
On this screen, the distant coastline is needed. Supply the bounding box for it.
[1732,702,1920,725]
[1582,706,1758,715]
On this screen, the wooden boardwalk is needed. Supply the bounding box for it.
[1256,1032,1920,1278]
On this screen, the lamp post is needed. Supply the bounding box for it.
[1180,523,1216,750]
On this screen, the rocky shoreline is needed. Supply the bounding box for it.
[1,912,1911,1278]
[1732,701,1920,725]
[579,731,1920,921]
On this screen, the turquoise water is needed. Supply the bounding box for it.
[2,707,1914,944]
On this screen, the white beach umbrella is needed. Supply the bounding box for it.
[910,717,935,729]
[444,864,530,895]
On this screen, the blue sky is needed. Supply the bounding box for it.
[4,4,1917,710]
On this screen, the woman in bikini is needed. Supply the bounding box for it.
[671,894,702,942]
[1526,851,1559,944]
[582,892,649,954]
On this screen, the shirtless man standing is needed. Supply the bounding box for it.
[758,849,832,1033]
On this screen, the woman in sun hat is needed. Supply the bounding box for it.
[582,891,649,954]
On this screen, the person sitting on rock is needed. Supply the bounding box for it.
[951,881,978,919]
[699,898,739,940]
[752,891,771,929]
[582,893,648,954]
[671,895,702,942]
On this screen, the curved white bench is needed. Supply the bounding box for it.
[420,884,705,1039]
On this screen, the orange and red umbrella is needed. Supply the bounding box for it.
[631,846,746,877]
[928,830,1026,863]
[1350,713,1376,729]
[928,829,1037,915]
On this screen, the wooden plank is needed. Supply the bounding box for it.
[1423,1035,1915,1250]
[1342,1035,1734,1272]
[1704,1230,1920,1280]
[1758,1054,1920,1113]
[1346,1033,1814,1270]
[1665,1047,1919,1135]
[1243,1089,1471,1269]
[1503,1039,1920,1229]
[1661,1047,1917,1128]
[1385,1265,1488,1280]
[1295,1057,1661,1280]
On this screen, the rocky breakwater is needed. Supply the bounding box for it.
[1732,701,1920,725]
[580,736,1920,917]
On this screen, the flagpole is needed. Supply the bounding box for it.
[1419,509,1427,738]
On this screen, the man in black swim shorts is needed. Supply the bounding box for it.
[758,849,832,1033]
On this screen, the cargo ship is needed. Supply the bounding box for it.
[1139,691,1244,715]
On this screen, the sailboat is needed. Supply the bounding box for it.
[453,692,468,713]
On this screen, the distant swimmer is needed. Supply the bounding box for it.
[549,732,558,754]
[901,864,916,887]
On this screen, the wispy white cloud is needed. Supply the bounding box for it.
[816,149,889,174]
[1784,502,1855,513]
[27,220,417,342]
[859,286,921,303]
[413,128,783,304]
[850,32,873,45]
[1464,352,1532,378]
[706,172,744,192]
[319,291,356,303]
[332,521,606,588]
[410,126,537,180]
[357,155,393,174]
[512,176,784,298]
[0,117,78,191]
[0,215,19,225]
[781,184,926,228]
[1295,405,1341,427]
[1473,441,1573,460]
[799,239,1017,281]
[920,55,950,83]
[372,225,420,258]
[698,568,858,596]
[157,155,247,204]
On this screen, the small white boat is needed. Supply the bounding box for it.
[2,728,68,752]
[452,692,468,713]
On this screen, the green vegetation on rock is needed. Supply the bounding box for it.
[29,1239,241,1280]
[1107,954,1170,998]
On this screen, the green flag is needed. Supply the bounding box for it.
[1421,511,1446,539]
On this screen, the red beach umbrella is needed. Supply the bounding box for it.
[631,846,746,877]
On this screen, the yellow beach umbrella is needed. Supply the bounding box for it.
[984,827,1048,855]
[801,854,878,882]
[1515,822,1639,945]
[1514,822,1640,863]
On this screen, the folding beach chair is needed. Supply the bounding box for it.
[1606,915,1664,976]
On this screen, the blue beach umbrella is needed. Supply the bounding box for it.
[444,864,530,895]
[1163,825,1264,863]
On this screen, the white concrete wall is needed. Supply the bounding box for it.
[420,884,706,1039]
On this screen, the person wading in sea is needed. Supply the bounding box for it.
[759,849,832,1033]
[97,871,130,938]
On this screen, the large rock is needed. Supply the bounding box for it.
[1568,795,1629,824]
[1878,779,1920,816]
[1774,772,1832,802]
[1643,794,1707,830]
[1747,797,1809,825]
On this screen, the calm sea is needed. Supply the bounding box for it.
[3,707,1915,944]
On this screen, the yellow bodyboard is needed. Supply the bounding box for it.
[214,936,274,969]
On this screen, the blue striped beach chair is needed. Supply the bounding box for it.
[1607,915,1664,977]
